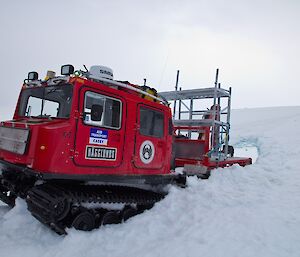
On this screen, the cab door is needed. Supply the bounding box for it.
[134,105,166,170]
[74,87,125,168]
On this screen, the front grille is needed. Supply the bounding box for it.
[0,126,30,155]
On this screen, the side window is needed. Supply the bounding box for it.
[140,107,164,138]
[84,91,122,129]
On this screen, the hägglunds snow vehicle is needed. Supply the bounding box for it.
[0,65,251,234]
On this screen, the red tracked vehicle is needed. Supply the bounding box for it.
[0,65,251,234]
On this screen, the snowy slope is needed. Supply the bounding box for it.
[1,106,300,257]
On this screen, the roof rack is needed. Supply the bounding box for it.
[95,77,169,105]
[74,70,169,105]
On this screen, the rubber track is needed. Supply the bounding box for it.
[26,183,165,234]
[0,175,16,207]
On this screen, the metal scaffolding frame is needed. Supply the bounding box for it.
[159,69,232,159]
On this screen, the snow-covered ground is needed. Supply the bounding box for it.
[1,106,300,257]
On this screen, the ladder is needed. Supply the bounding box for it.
[159,69,232,159]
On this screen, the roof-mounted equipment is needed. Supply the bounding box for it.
[89,65,114,80]
[28,71,38,81]
[61,64,74,76]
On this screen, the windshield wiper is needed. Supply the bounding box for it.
[30,114,52,120]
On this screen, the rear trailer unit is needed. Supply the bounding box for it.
[160,69,252,177]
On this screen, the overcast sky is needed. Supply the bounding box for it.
[0,0,299,120]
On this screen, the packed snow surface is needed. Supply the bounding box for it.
[1,106,300,257]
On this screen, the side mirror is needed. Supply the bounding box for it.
[91,104,103,121]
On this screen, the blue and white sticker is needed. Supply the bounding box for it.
[89,128,108,146]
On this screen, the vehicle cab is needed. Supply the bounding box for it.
[0,65,173,181]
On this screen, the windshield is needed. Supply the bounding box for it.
[18,84,73,118]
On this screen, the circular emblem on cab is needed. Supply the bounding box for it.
[139,140,155,164]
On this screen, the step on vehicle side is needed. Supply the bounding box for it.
[0,65,251,234]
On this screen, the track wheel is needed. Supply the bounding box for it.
[51,199,70,221]
[0,188,16,207]
[72,211,95,231]
[102,211,121,225]
[122,207,138,222]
